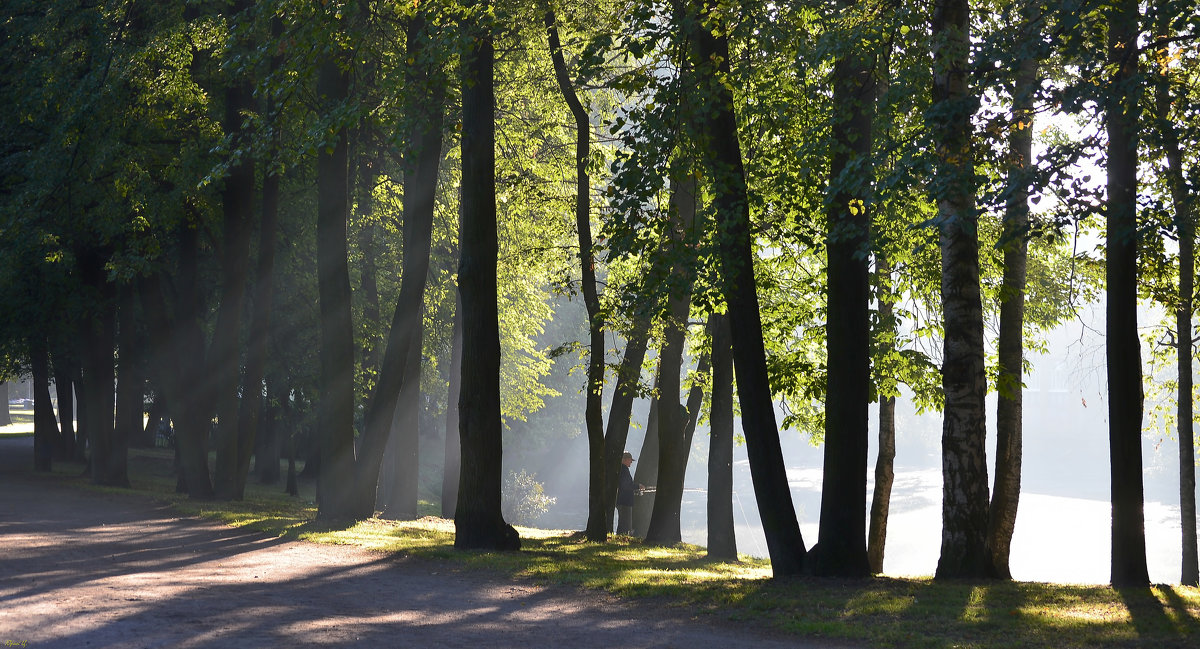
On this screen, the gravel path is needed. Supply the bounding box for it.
[0,437,856,649]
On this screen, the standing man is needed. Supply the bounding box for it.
[616,451,643,535]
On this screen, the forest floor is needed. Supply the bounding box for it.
[0,435,855,649]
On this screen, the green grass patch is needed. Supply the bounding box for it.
[45,446,1200,648]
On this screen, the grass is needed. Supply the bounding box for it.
[0,405,35,435]
[37,445,1200,648]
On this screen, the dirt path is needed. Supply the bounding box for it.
[0,437,854,649]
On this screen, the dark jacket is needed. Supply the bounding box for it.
[617,464,636,507]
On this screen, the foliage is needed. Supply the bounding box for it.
[501,469,558,525]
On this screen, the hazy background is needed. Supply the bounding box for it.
[506,297,1194,585]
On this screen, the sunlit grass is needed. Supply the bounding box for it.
[42,446,1200,648]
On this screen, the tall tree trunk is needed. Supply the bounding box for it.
[688,1,807,576]
[931,0,992,580]
[546,8,607,543]
[257,372,286,485]
[645,173,699,546]
[868,257,897,574]
[813,0,875,578]
[30,338,59,472]
[140,262,213,498]
[315,5,358,521]
[1153,11,1198,588]
[441,295,463,518]
[601,313,653,532]
[77,247,124,487]
[53,357,78,461]
[987,12,1038,578]
[358,12,446,520]
[211,0,256,501]
[234,14,284,500]
[632,383,661,537]
[0,383,11,426]
[357,162,384,384]
[116,286,149,449]
[707,313,736,560]
[455,0,519,550]
[1105,0,1149,589]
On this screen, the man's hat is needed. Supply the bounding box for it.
[622,451,635,461]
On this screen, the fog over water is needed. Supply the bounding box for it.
[514,301,1197,585]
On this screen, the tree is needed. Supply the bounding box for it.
[644,171,700,546]
[359,8,448,521]
[546,6,608,543]
[238,13,285,500]
[1150,3,1198,587]
[441,294,463,518]
[867,253,897,574]
[601,311,652,533]
[707,312,736,560]
[1105,0,1150,588]
[687,0,806,576]
[30,337,59,472]
[986,0,1042,579]
[209,0,257,501]
[812,0,876,578]
[0,383,11,427]
[931,0,993,580]
[455,0,520,551]
[315,1,359,521]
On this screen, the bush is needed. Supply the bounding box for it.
[502,470,556,526]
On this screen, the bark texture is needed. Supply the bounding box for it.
[1154,16,1198,588]
[211,3,256,499]
[707,313,737,560]
[315,17,358,520]
[987,22,1037,578]
[601,313,652,532]
[1105,0,1149,588]
[454,0,519,551]
[645,174,700,547]
[688,1,806,575]
[360,13,446,520]
[546,9,608,543]
[931,0,992,579]
[813,0,875,578]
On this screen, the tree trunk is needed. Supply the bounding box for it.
[211,0,256,501]
[707,313,737,560]
[315,7,359,521]
[257,373,286,485]
[987,15,1038,578]
[546,8,607,543]
[0,383,11,427]
[688,1,807,576]
[813,0,875,578]
[139,394,164,449]
[53,356,78,461]
[1105,0,1150,589]
[868,252,897,574]
[1152,14,1198,588]
[140,262,213,498]
[632,386,661,537]
[931,0,992,580]
[645,172,699,546]
[116,285,150,450]
[31,338,59,472]
[234,13,284,501]
[358,13,446,520]
[601,311,652,532]
[441,295,463,518]
[454,0,519,551]
[77,246,125,487]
